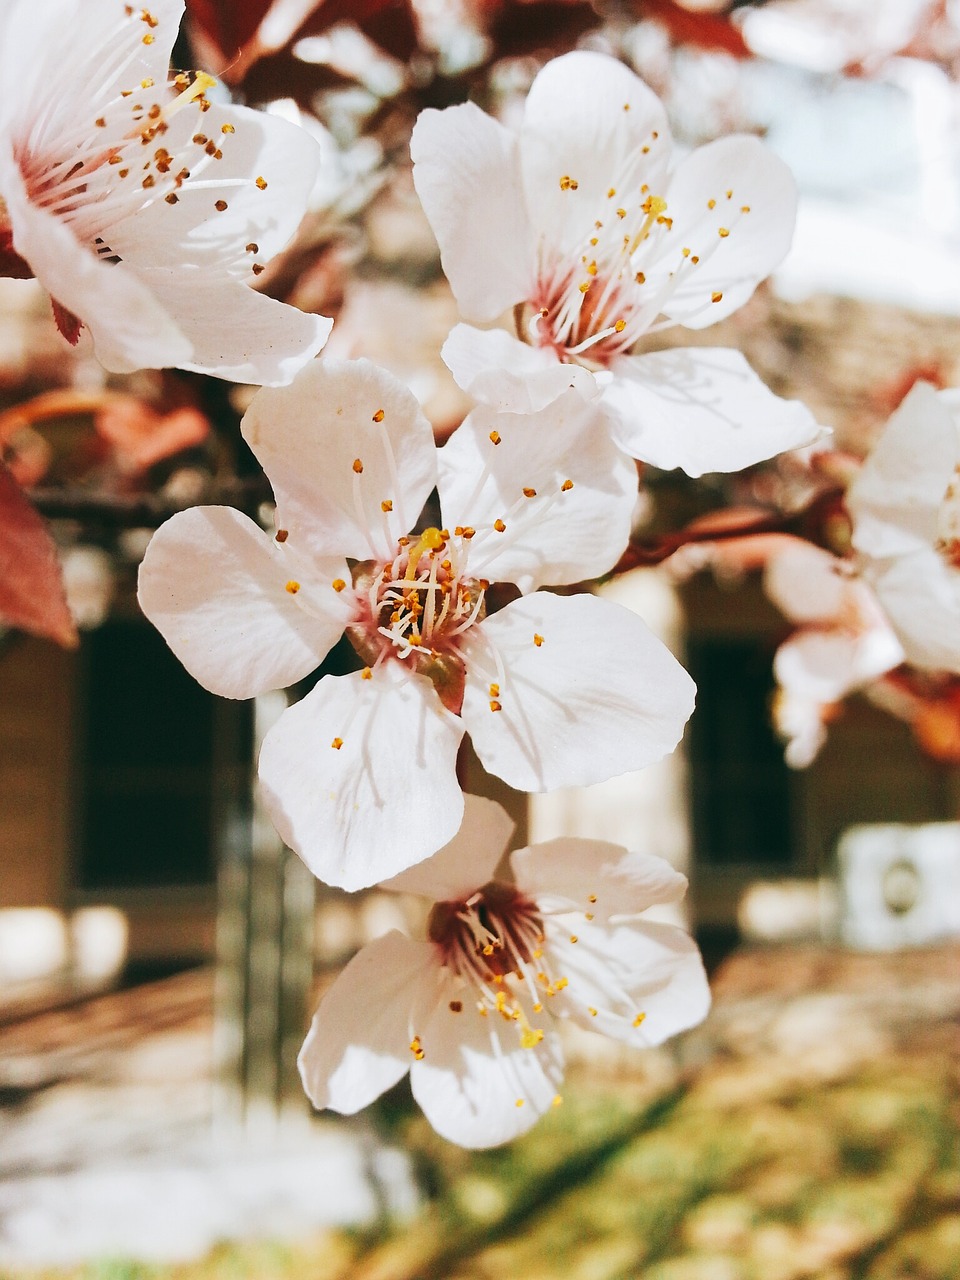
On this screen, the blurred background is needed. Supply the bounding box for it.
[1,1,959,1277]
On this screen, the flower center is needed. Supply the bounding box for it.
[936,472,960,569]
[345,526,486,713]
[428,882,554,1047]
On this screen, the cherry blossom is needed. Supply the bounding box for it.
[847,382,960,676]
[763,538,904,765]
[138,359,695,890]
[298,795,710,1148]
[0,0,331,382]
[411,49,822,478]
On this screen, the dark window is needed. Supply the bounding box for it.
[686,635,793,867]
[76,619,251,890]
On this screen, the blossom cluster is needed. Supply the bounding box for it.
[10,0,958,1149]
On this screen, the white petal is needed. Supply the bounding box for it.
[656,136,797,329]
[109,103,321,277]
[410,967,564,1148]
[0,145,191,374]
[438,392,636,591]
[258,665,465,891]
[411,103,532,322]
[604,348,825,477]
[520,51,671,259]
[382,795,515,901]
[866,548,960,674]
[773,626,902,703]
[542,917,710,1046]
[137,271,331,386]
[763,541,851,624]
[848,382,958,559]
[441,324,599,414]
[137,506,348,698]
[298,931,435,1114]
[241,359,436,561]
[512,839,688,923]
[460,592,696,792]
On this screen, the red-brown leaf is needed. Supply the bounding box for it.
[51,299,83,346]
[0,462,77,647]
[0,228,33,280]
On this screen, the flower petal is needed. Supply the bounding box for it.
[848,382,958,559]
[138,270,331,387]
[241,359,437,562]
[542,916,710,1047]
[763,541,851,624]
[299,931,435,1114]
[512,839,688,923]
[773,626,903,703]
[411,102,532,322]
[410,967,565,1148]
[258,665,466,891]
[520,51,671,259]
[137,505,348,698]
[109,103,321,277]
[865,548,960,674]
[460,592,696,792]
[604,348,824,477]
[0,145,191,374]
[382,794,515,902]
[441,324,599,414]
[438,392,636,591]
[655,136,797,329]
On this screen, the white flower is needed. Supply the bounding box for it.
[411,49,823,478]
[298,794,710,1149]
[0,0,331,383]
[847,382,960,675]
[138,358,695,890]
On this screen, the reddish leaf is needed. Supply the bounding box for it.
[0,229,33,281]
[0,462,77,647]
[95,398,211,476]
[482,0,601,58]
[628,0,750,57]
[185,0,275,62]
[51,299,83,346]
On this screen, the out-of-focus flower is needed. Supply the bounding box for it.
[411,50,822,478]
[764,538,904,765]
[139,359,694,889]
[94,396,210,477]
[0,0,330,383]
[738,0,941,74]
[299,794,710,1148]
[847,382,960,675]
[60,544,115,630]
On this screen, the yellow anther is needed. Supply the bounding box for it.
[623,102,630,111]
[490,700,502,713]
[352,458,363,473]
[711,291,723,303]
[614,320,626,333]
[633,1012,647,1028]
[533,1002,543,1012]
[616,208,626,219]
[533,634,544,647]
[718,227,730,238]
[741,204,751,213]
[708,198,716,209]
[588,1007,597,1017]
[682,247,691,258]
[372,408,385,422]
[569,934,578,944]
[214,199,227,211]
[331,737,343,750]
[489,683,500,698]
[515,1098,524,1108]
[142,32,154,43]
[579,282,591,293]
[483,944,494,956]
[494,518,506,533]
[642,145,650,154]
[332,578,346,592]
[635,271,646,284]
[95,116,106,128]
[725,188,733,199]
[588,894,597,903]
[285,580,300,594]
[554,977,568,991]
[590,237,598,246]
[559,175,578,190]
[552,1094,563,1107]
[381,500,393,512]
[585,912,594,921]
[409,1036,425,1059]
[607,187,616,198]
[521,1027,544,1049]
[586,260,597,275]
[691,255,700,264]
[275,529,288,543]
[141,77,154,88]
[489,430,501,445]
[561,479,574,492]
[255,176,268,190]
[361,667,372,680]
[522,487,537,498]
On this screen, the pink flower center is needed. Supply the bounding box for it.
[345,526,486,713]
